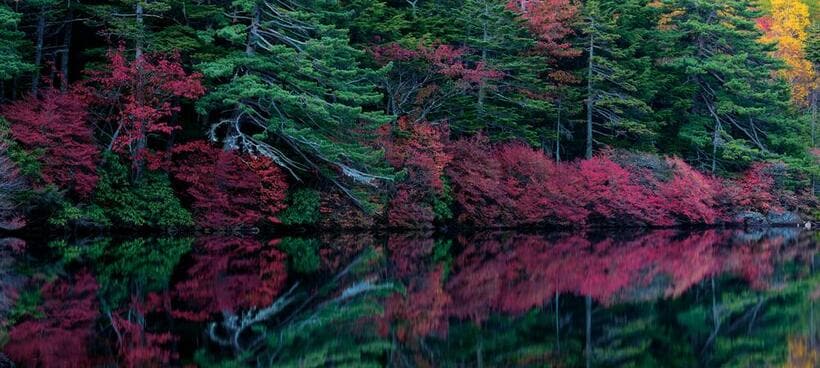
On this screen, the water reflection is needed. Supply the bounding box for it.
[0,229,816,367]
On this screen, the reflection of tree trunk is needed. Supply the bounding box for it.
[701,277,721,358]
[585,295,592,368]
[476,336,484,368]
[555,292,561,353]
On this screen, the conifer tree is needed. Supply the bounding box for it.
[196,0,394,209]
[581,0,654,158]
[0,3,30,83]
[661,0,796,172]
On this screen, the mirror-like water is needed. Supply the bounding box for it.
[0,229,817,367]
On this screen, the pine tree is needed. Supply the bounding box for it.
[454,0,554,144]
[661,0,796,173]
[581,0,654,158]
[0,3,31,84]
[196,0,394,210]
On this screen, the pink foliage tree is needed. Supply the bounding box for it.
[2,87,99,198]
[167,141,288,228]
[381,117,451,228]
[85,47,205,174]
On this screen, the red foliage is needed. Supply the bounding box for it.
[756,16,773,32]
[2,87,99,198]
[381,267,451,341]
[111,306,177,368]
[508,0,581,58]
[372,43,503,87]
[445,134,505,226]
[168,141,288,228]
[720,163,779,214]
[4,272,100,368]
[171,237,288,321]
[85,47,204,166]
[318,190,376,229]
[381,118,451,228]
[657,157,719,223]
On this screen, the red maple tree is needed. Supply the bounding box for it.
[167,141,288,228]
[2,87,99,198]
[85,47,205,172]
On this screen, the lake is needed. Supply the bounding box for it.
[0,228,817,367]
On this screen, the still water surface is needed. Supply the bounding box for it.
[0,229,817,367]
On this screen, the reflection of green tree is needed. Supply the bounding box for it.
[673,268,820,367]
[196,247,397,367]
[50,237,193,308]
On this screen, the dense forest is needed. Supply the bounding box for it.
[0,0,818,231]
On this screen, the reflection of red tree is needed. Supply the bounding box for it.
[384,230,789,333]
[4,272,99,368]
[110,297,177,368]
[171,237,287,321]
[382,267,451,342]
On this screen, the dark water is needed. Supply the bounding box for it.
[0,228,817,367]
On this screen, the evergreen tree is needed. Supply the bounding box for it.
[196,0,394,210]
[0,3,30,83]
[661,0,797,173]
[581,0,654,158]
[453,0,554,144]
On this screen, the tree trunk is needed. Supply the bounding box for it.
[812,89,817,195]
[224,2,260,151]
[132,1,147,180]
[60,10,73,91]
[585,295,592,368]
[476,1,488,119]
[135,2,144,59]
[31,6,46,95]
[585,24,595,159]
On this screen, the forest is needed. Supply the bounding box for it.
[0,0,819,231]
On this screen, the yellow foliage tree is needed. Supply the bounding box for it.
[760,0,816,107]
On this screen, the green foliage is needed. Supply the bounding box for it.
[660,0,798,172]
[433,176,454,222]
[92,237,192,308]
[279,189,322,226]
[277,237,321,274]
[49,202,111,228]
[92,154,193,228]
[0,4,31,80]
[196,0,395,208]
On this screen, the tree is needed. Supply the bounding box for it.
[85,48,204,178]
[758,0,815,107]
[4,272,100,368]
[196,0,394,209]
[661,0,796,173]
[580,0,654,158]
[0,4,30,84]
[167,140,288,228]
[2,87,99,198]
[0,139,25,230]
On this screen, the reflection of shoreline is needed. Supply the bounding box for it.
[381,230,817,330]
